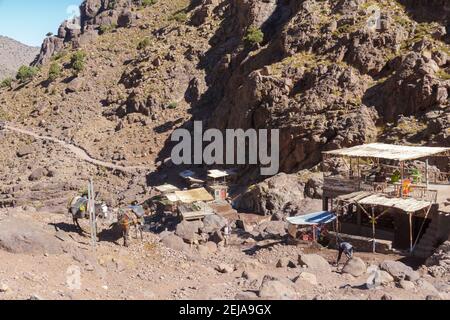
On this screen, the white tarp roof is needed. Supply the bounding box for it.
[155,184,180,193]
[323,143,450,161]
[208,169,229,179]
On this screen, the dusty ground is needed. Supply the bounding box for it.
[0,208,448,301]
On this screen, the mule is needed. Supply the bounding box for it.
[68,196,109,234]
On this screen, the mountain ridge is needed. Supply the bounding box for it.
[0,35,40,80]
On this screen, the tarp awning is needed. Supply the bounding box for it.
[323,143,450,161]
[287,211,336,226]
[173,188,214,204]
[357,194,432,213]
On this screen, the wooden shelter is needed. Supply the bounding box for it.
[322,143,450,254]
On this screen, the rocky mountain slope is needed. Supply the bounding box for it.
[0,36,39,80]
[0,0,448,206]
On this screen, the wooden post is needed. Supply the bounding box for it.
[400,161,405,198]
[409,212,413,253]
[88,179,97,248]
[425,159,429,190]
[371,206,376,253]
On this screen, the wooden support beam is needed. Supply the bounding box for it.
[409,212,413,253]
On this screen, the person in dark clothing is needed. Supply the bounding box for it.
[336,238,354,265]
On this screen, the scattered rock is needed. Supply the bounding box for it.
[201,214,227,234]
[298,254,331,273]
[342,257,366,277]
[29,167,47,181]
[294,272,318,286]
[0,217,63,254]
[161,234,189,252]
[276,257,297,268]
[17,145,33,157]
[0,283,9,293]
[176,221,203,244]
[216,263,235,274]
[399,280,415,290]
[258,276,297,300]
[380,260,419,281]
[235,291,259,300]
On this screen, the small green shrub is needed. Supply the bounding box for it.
[16,65,39,83]
[244,26,264,45]
[167,102,178,109]
[99,23,117,35]
[137,37,151,50]
[0,77,13,89]
[48,62,62,81]
[142,0,157,7]
[70,51,87,74]
[170,11,188,23]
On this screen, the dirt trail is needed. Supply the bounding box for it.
[3,122,153,173]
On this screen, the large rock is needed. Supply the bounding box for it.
[175,221,203,244]
[294,272,318,286]
[17,145,33,157]
[32,36,64,66]
[0,217,63,254]
[201,214,228,234]
[298,254,331,273]
[380,260,420,281]
[342,257,367,277]
[29,168,47,181]
[257,221,287,239]
[235,173,306,216]
[258,275,297,300]
[161,234,189,252]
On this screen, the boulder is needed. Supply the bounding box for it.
[380,271,394,284]
[380,260,420,281]
[17,145,33,157]
[204,241,218,253]
[294,272,318,286]
[0,217,63,254]
[399,280,415,290]
[176,221,203,244]
[235,291,259,300]
[66,77,84,93]
[201,214,227,234]
[342,257,366,277]
[298,254,331,273]
[161,234,189,252]
[29,168,47,181]
[235,173,306,216]
[258,276,297,300]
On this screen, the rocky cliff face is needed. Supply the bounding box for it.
[0,0,448,205]
[0,36,39,80]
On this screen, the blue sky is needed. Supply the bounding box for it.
[0,0,82,47]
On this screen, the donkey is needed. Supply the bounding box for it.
[68,196,109,234]
[115,205,150,247]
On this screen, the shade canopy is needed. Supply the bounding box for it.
[323,143,450,161]
[173,188,214,204]
[287,211,337,226]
